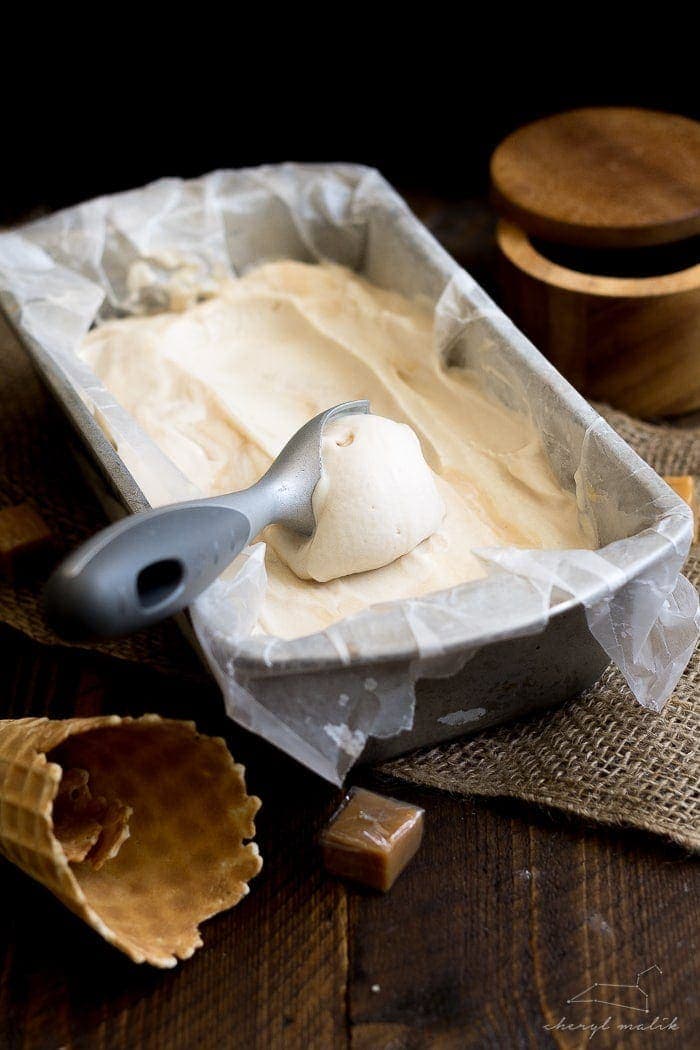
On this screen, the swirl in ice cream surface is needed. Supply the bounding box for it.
[78,260,594,640]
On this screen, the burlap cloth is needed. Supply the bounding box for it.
[1,317,698,850]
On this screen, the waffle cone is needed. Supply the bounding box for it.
[0,715,261,967]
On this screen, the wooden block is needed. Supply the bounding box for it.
[491,107,700,249]
[491,108,700,418]
[496,220,700,418]
[0,503,53,581]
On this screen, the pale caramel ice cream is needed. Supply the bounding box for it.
[78,261,594,639]
[270,412,446,583]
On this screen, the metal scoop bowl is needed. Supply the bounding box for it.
[44,400,370,640]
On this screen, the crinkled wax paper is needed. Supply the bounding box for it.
[0,165,697,783]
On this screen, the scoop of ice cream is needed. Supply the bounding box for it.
[268,413,445,583]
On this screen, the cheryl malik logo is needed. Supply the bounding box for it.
[543,965,680,1040]
[567,964,662,1013]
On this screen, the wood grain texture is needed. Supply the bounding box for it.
[1,625,697,1050]
[348,772,698,1050]
[497,220,700,418]
[490,108,700,248]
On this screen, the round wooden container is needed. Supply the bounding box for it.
[491,108,700,417]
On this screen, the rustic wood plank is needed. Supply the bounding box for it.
[346,773,699,1049]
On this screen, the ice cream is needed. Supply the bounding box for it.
[269,413,445,582]
[78,260,594,639]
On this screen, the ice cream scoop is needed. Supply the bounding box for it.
[269,414,445,582]
[45,400,369,639]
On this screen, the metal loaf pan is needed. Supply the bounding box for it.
[0,165,692,777]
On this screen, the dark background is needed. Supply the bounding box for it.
[2,34,697,225]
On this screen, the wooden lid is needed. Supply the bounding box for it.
[490,107,700,248]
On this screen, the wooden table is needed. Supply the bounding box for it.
[1,199,698,1050]
[1,627,697,1050]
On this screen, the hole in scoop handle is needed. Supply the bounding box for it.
[44,502,253,640]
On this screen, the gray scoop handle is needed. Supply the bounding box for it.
[44,399,369,641]
[44,487,271,640]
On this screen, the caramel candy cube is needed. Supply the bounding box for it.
[320,787,424,891]
[664,475,698,541]
[0,503,53,581]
